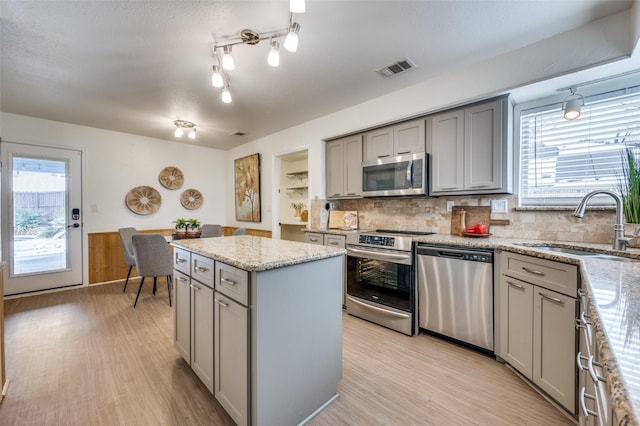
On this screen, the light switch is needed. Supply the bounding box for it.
[446,201,454,212]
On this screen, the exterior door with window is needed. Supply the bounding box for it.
[1,142,83,295]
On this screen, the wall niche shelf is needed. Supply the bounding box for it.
[286,171,308,181]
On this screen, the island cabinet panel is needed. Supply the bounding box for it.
[173,270,191,363]
[191,253,214,287]
[498,275,533,378]
[252,256,343,426]
[216,262,249,306]
[214,291,249,426]
[173,247,191,275]
[191,280,214,393]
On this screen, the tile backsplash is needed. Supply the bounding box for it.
[310,194,622,245]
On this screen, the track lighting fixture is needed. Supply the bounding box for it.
[563,87,584,120]
[173,120,196,139]
[209,5,305,103]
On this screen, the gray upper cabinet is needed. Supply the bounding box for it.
[326,134,363,199]
[428,97,511,195]
[362,119,425,162]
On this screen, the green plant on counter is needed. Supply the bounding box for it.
[187,218,201,231]
[173,218,187,231]
[618,145,640,224]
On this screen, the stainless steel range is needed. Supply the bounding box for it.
[345,229,433,335]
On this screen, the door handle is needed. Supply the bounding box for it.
[67,223,80,228]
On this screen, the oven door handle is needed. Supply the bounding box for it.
[347,296,411,319]
[347,247,411,264]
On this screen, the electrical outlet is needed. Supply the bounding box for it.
[491,199,508,213]
[446,201,454,212]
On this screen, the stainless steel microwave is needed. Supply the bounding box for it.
[361,152,428,197]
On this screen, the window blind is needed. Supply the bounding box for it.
[519,87,640,206]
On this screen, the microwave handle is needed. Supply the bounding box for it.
[407,161,413,186]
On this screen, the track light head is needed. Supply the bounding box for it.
[563,88,584,120]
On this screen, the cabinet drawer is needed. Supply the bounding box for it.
[502,252,578,297]
[173,247,191,275]
[216,262,249,306]
[324,234,346,248]
[191,253,214,288]
[305,232,324,245]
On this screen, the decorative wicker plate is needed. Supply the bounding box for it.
[125,186,162,215]
[158,166,184,189]
[180,188,203,210]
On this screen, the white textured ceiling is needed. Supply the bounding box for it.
[0,0,634,150]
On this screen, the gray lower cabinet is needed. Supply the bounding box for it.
[304,232,346,306]
[173,249,215,394]
[214,262,249,426]
[497,251,578,415]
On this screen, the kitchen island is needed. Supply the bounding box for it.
[171,235,345,426]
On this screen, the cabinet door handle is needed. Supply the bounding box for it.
[397,151,411,155]
[176,258,187,264]
[221,277,236,286]
[440,186,458,190]
[330,193,341,197]
[522,266,545,276]
[377,155,390,159]
[539,292,563,305]
[176,276,187,282]
[468,184,490,188]
[189,284,201,291]
[579,387,598,418]
[576,351,588,371]
[309,237,320,242]
[195,266,209,272]
[506,280,525,290]
[346,193,357,196]
[214,298,228,308]
[587,355,605,383]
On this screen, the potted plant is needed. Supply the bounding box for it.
[290,202,305,219]
[187,218,201,237]
[618,145,640,241]
[173,218,188,239]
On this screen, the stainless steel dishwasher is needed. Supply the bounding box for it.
[416,244,494,352]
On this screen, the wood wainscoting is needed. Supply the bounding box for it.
[88,227,272,284]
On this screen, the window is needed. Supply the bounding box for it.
[519,86,640,206]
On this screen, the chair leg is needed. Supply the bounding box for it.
[122,266,133,292]
[153,277,157,296]
[167,275,172,307]
[133,277,145,308]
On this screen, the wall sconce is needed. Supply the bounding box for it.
[563,87,584,120]
[209,1,305,103]
[174,120,196,139]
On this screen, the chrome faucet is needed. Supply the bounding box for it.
[573,190,638,251]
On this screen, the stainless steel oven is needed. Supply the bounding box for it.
[345,230,432,336]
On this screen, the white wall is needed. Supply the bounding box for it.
[1,113,226,283]
[225,9,639,232]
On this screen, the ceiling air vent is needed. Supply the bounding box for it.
[375,57,416,79]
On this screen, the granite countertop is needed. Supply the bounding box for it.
[308,228,640,424]
[171,235,345,272]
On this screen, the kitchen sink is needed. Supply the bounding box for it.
[515,244,637,263]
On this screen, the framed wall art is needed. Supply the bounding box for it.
[234,153,261,222]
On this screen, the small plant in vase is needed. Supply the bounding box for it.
[618,145,640,243]
[187,218,201,237]
[173,218,188,239]
[290,202,305,220]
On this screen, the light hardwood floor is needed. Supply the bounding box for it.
[0,281,574,425]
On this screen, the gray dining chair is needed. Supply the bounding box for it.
[131,234,173,308]
[200,224,222,238]
[234,227,246,236]
[118,227,138,292]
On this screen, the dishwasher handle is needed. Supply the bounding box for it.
[416,245,493,263]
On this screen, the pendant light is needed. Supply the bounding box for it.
[267,39,280,67]
[290,0,305,13]
[221,85,232,104]
[211,65,224,88]
[173,120,196,139]
[284,23,300,52]
[222,45,235,70]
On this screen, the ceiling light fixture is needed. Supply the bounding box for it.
[209,5,305,103]
[173,120,196,139]
[563,87,584,120]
